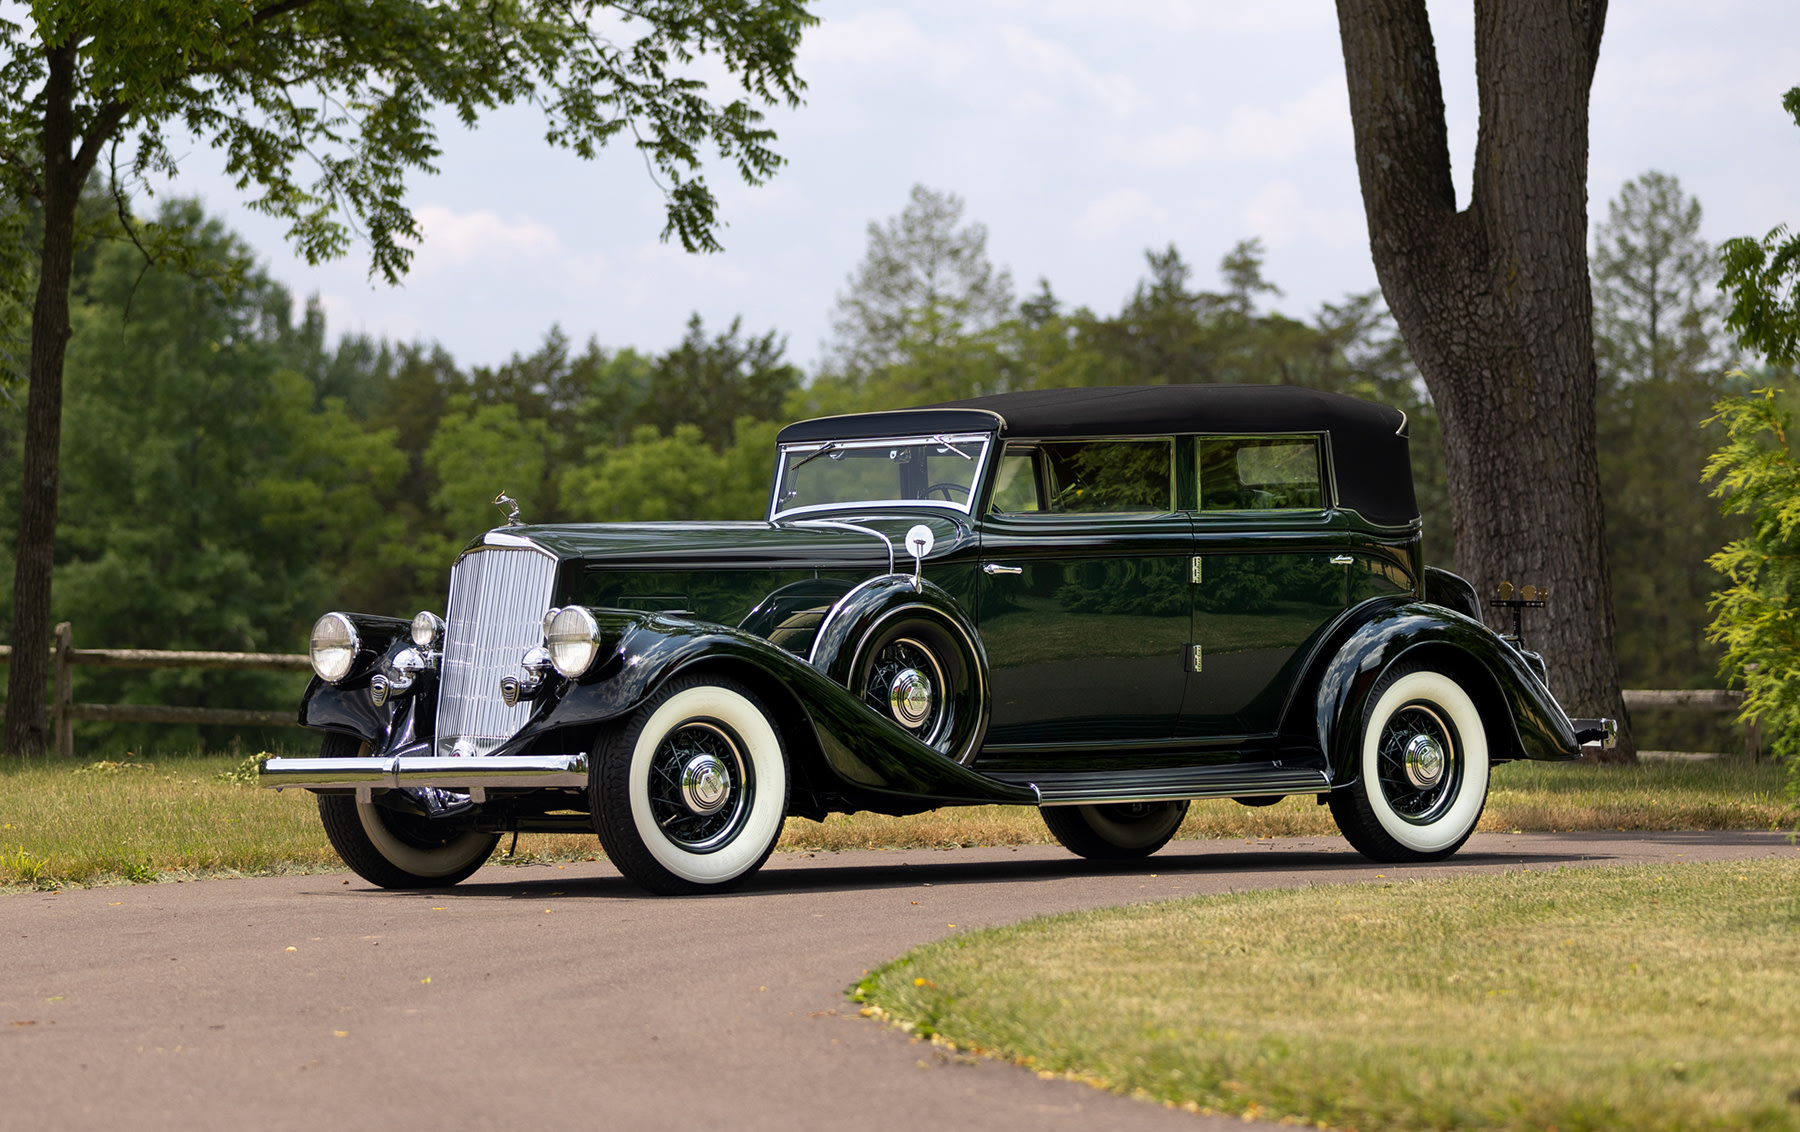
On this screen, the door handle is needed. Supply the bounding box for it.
[983,563,1023,575]
[1330,555,1354,566]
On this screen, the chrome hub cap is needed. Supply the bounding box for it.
[680,754,732,814]
[647,721,753,853]
[1376,702,1461,825]
[888,669,934,729]
[1404,733,1445,788]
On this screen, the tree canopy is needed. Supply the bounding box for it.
[0,0,816,754]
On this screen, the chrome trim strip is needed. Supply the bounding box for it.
[481,530,554,553]
[789,519,895,574]
[259,753,589,791]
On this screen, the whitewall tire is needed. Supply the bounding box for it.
[316,735,499,889]
[1329,665,1490,862]
[594,675,789,895]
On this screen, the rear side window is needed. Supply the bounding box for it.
[1197,436,1325,512]
[1042,439,1174,513]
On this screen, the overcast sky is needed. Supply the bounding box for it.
[149,1,1800,373]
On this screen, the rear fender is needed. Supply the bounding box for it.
[1306,602,1580,784]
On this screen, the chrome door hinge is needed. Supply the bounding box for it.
[1190,556,1203,584]
[1190,644,1203,672]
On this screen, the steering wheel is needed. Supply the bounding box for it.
[924,482,970,502]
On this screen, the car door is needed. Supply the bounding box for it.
[1181,434,1350,738]
[977,438,1193,746]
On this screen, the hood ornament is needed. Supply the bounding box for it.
[493,492,523,527]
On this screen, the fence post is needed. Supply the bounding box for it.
[1747,716,1762,764]
[53,621,72,759]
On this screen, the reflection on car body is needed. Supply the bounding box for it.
[262,385,1615,894]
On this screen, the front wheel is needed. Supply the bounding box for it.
[1328,663,1491,862]
[1042,800,1189,860]
[592,675,789,895]
[315,736,499,889]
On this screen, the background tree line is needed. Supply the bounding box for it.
[0,173,1751,752]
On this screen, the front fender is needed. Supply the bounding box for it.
[297,615,418,745]
[1309,601,1581,782]
[530,610,1028,809]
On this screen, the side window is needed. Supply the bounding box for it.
[989,448,1042,513]
[1197,436,1325,512]
[1042,439,1173,514]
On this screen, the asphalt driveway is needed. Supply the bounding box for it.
[3,830,1793,1131]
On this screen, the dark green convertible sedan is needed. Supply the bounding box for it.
[261,385,1614,893]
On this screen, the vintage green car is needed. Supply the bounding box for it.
[260,385,1614,893]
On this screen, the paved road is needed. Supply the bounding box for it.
[4,830,1793,1132]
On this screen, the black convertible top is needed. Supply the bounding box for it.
[776,385,1418,526]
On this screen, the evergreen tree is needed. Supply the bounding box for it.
[1592,172,1741,697]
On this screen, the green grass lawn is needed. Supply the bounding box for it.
[0,751,1792,890]
[854,858,1800,1131]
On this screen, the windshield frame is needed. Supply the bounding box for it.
[769,432,995,520]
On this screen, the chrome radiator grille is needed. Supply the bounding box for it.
[435,546,558,757]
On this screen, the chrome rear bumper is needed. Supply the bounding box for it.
[259,753,589,794]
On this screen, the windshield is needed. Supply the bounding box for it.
[772,433,992,518]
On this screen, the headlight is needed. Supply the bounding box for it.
[309,613,359,683]
[543,606,601,678]
[411,610,445,649]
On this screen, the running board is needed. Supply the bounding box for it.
[985,762,1331,806]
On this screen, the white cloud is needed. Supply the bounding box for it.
[1000,26,1143,118]
[1078,188,1167,239]
[804,8,935,66]
[411,206,561,271]
[1242,180,1364,250]
[1140,80,1350,165]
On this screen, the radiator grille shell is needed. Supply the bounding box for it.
[435,545,559,757]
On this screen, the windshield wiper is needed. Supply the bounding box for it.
[789,442,840,472]
[932,435,974,460]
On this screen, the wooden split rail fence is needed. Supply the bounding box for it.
[0,622,1770,760]
[0,622,308,759]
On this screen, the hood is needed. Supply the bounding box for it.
[468,514,971,571]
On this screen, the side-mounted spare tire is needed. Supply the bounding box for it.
[810,578,989,766]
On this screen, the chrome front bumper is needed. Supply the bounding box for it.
[259,753,589,796]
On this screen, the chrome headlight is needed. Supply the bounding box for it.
[411,610,445,649]
[309,613,359,684]
[543,606,601,678]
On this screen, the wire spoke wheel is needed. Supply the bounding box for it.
[1329,663,1490,863]
[644,720,754,853]
[593,676,789,895]
[1373,701,1462,824]
[862,636,949,748]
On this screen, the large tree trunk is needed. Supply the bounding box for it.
[3,46,81,757]
[1335,0,1634,760]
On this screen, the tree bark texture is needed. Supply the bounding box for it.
[1336,0,1634,760]
[4,45,85,756]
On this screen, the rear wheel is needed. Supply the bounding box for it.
[592,675,789,895]
[315,734,499,889]
[1042,800,1189,860]
[1328,663,1490,862]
